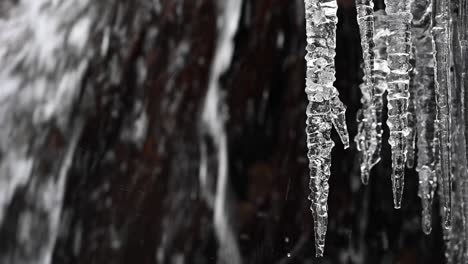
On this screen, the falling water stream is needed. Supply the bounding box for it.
[201,0,243,263]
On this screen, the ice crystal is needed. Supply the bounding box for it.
[304,0,350,257]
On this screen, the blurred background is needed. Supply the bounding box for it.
[0,0,448,263]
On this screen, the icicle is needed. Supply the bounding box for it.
[448,0,468,259]
[354,106,370,179]
[384,0,413,209]
[304,0,350,257]
[354,0,378,184]
[371,10,390,172]
[432,0,452,228]
[459,0,468,259]
[461,0,468,162]
[411,0,438,234]
[406,49,417,169]
[355,83,376,184]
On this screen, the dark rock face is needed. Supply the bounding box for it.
[0,0,447,263]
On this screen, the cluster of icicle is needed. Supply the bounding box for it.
[304,0,468,259]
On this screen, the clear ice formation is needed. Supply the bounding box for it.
[303,0,350,257]
[407,50,417,170]
[371,9,390,177]
[411,0,438,234]
[460,0,468,259]
[432,0,453,228]
[305,0,468,256]
[384,0,413,209]
[354,0,378,185]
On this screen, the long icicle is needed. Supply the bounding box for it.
[384,0,414,208]
[406,50,417,169]
[411,0,438,234]
[447,0,468,260]
[461,0,468,166]
[459,0,468,258]
[432,0,452,227]
[354,0,378,184]
[371,10,390,175]
[304,0,350,257]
